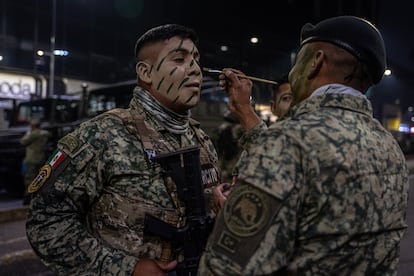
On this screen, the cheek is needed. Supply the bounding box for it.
[155,68,185,95]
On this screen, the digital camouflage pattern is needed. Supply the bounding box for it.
[26,93,220,275]
[198,85,409,275]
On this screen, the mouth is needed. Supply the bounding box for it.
[184,82,201,89]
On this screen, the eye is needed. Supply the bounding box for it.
[281,95,293,102]
[173,57,185,63]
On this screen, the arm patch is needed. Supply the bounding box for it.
[208,183,282,268]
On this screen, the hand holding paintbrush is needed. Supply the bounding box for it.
[203,67,278,85]
[205,67,263,131]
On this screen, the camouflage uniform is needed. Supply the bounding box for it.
[217,121,244,182]
[198,84,409,275]
[26,91,220,275]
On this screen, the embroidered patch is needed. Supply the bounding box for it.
[28,164,52,193]
[59,135,80,154]
[47,150,66,169]
[201,163,219,187]
[217,231,240,253]
[223,185,269,237]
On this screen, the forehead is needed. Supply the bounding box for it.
[274,83,291,97]
[139,36,198,61]
[278,83,291,93]
[158,36,199,56]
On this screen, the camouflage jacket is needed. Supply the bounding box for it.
[198,84,409,275]
[20,129,50,164]
[26,95,220,275]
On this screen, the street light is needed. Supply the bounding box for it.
[36,49,69,57]
[384,68,392,76]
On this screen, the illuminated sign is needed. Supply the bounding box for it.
[0,73,36,100]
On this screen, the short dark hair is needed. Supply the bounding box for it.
[134,24,199,61]
[271,73,289,98]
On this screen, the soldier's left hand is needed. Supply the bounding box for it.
[212,183,232,214]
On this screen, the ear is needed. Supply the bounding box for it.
[270,100,276,113]
[307,50,324,80]
[136,61,152,84]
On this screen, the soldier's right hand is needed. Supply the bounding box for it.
[219,68,261,131]
[133,259,177,276]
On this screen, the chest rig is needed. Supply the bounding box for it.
[106,104,220,216]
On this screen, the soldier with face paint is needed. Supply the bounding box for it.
[199,16,409,275]
[26,24,220,276]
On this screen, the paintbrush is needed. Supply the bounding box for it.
[203,67,278,85]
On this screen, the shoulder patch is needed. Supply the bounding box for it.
[47,150,66,169]
[28,164,52,193]
[207,183,282,269]
[59,134,81,154]
[223,184,270,237]
[28,150,70,194]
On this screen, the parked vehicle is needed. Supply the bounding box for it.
[0,96,82,197]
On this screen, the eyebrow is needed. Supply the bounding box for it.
[157,48,196,70]
[169,47,198,57]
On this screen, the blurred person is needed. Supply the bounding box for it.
[199,16,409,275]
[26,24,221,276]
[270,73,292,120]
[216,110,243,181]
[20,118,50,205]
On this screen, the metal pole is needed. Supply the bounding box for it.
[49,0,56,97]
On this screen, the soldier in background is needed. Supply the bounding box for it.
[199,16,409,275]
[270,73,292,121]
[216,110,243,181]
[20,118,50,205]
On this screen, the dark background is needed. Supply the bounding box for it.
[0,0,413,117]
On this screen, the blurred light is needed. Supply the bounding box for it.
[384,68,392,76]
[0,55,3,61]
[250,37,259,44]
[220,45,228,52]
[53,49,69,56]
[37,49,69,57]
[399,124,410,133]
[290,52,296,66]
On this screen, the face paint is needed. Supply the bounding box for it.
[150,37,202,113]
[288,44,314,105]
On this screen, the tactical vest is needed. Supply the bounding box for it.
[107,104,220,261]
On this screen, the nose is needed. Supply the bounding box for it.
[188,59,202,76]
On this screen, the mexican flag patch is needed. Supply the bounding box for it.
[48,150,66,169]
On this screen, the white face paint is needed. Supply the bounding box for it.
[149,37,202,113]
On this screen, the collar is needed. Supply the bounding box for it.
[311,83,366,98]
[291,85,373,118]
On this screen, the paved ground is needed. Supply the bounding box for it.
[1,158,414,275]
